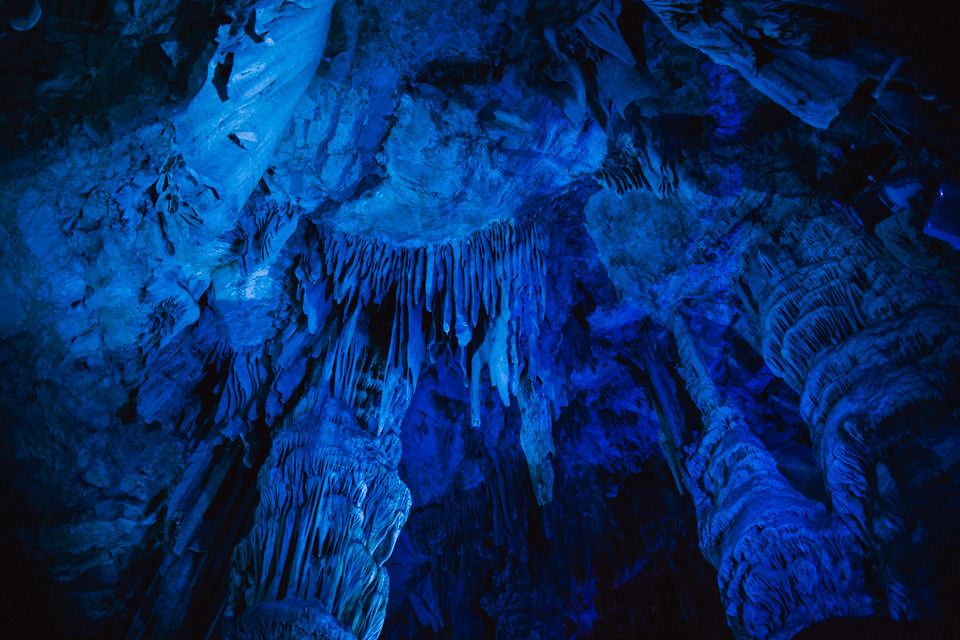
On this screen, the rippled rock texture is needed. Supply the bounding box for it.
[2,1,960,639]
[741,213,960,620]
[226,397,410,640]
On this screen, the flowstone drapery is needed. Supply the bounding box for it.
[4,1,960,638]
[741,212,960,619]
[218,209,557,635]
[226,395,410,640]
[667,318,873,640]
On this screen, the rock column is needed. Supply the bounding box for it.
[670,317,873,640]
[225,392,411,640]
[741,212,960,618]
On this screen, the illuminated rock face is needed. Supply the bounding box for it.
[742,214,960,619]
[2,1,960,640]
[639,0,866,128]
[227,398,410,640]
[671,319,873,640]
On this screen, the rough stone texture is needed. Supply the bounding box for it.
[640,0,869,128]
[740,212,960,619]
[671,317,873,640]
[227,397,410,640]
[2,1,960,639]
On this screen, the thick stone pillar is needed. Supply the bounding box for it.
[741,212,960,618]
[669,317,873,640]
[225,393,411,640]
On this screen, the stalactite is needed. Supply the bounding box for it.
[631,334,686,494]
[290,211,563,511]
[131,193,558,638]
[295,216,550,427]
[517,377,556,506]
[591,119,682,200]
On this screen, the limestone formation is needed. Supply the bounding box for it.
[226,399,410,640]
[741,212,960,619]
[2,1,959,639]
[670,317,873,640]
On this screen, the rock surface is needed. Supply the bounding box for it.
[2,1,959,639]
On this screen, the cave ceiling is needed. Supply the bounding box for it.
[1,1,960,639]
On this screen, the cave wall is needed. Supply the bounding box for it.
[1,1,959,639]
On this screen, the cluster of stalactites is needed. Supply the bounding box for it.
[228,400,411,640]
[295,217,550,429]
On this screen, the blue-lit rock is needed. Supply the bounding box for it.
[671,317,873,639]
[2,1,960,639]
[226,397,410,640]
[741,212,960,619]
